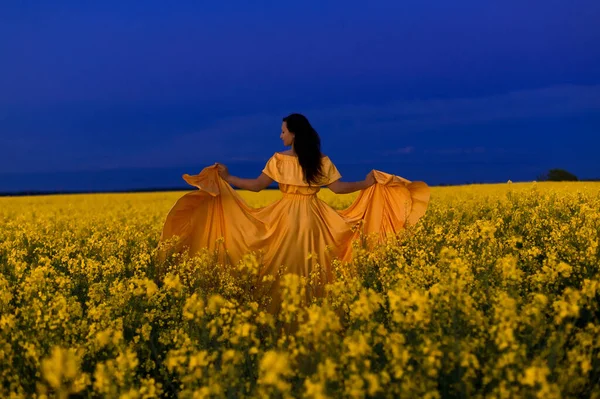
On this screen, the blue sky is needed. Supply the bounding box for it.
[1,1,599,191]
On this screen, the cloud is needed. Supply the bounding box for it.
[6,83,596,174]
[424,146,486,155]
[108,83,599,168]
[87,113,277,170]
[307,84,600,135]
[382,146,416,156]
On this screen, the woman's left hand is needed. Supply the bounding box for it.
[215,163,230,180]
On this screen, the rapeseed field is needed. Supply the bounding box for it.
[1,182,599,398]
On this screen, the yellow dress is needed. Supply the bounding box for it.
[158,152,430,314]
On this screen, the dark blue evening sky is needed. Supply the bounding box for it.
[1,1,599,192]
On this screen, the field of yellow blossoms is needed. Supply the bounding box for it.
[1,181,599,398]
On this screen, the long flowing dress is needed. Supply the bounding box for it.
[158,152,430,314]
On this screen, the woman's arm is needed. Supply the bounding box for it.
[215,163,273,192]
[226,173,273,192]
[327,180,370,194]
[327,171,376,194]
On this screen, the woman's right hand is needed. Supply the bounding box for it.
[365,170,376,187]
[215,162,230,181]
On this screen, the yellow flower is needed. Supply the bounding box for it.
[41,346,83,392]
[258,351,292,392]
[521,365,550,387]
[163,273,182,292]
[183,293,205,320]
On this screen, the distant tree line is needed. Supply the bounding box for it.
[1,168,598,196]
[427,168,594,187]
[536,168,579,182]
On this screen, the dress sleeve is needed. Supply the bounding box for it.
[261,153,308,185]
[262,153,341,185]
[321,157,342,185]
[261,155,280,181]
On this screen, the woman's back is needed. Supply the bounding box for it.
[262,152,341,196]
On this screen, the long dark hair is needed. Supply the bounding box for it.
[283,113,324,185]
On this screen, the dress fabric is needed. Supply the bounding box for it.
[158,152,430,314]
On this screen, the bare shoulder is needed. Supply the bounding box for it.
[275,150,330,159]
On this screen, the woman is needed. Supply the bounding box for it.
[158,113,430,314]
